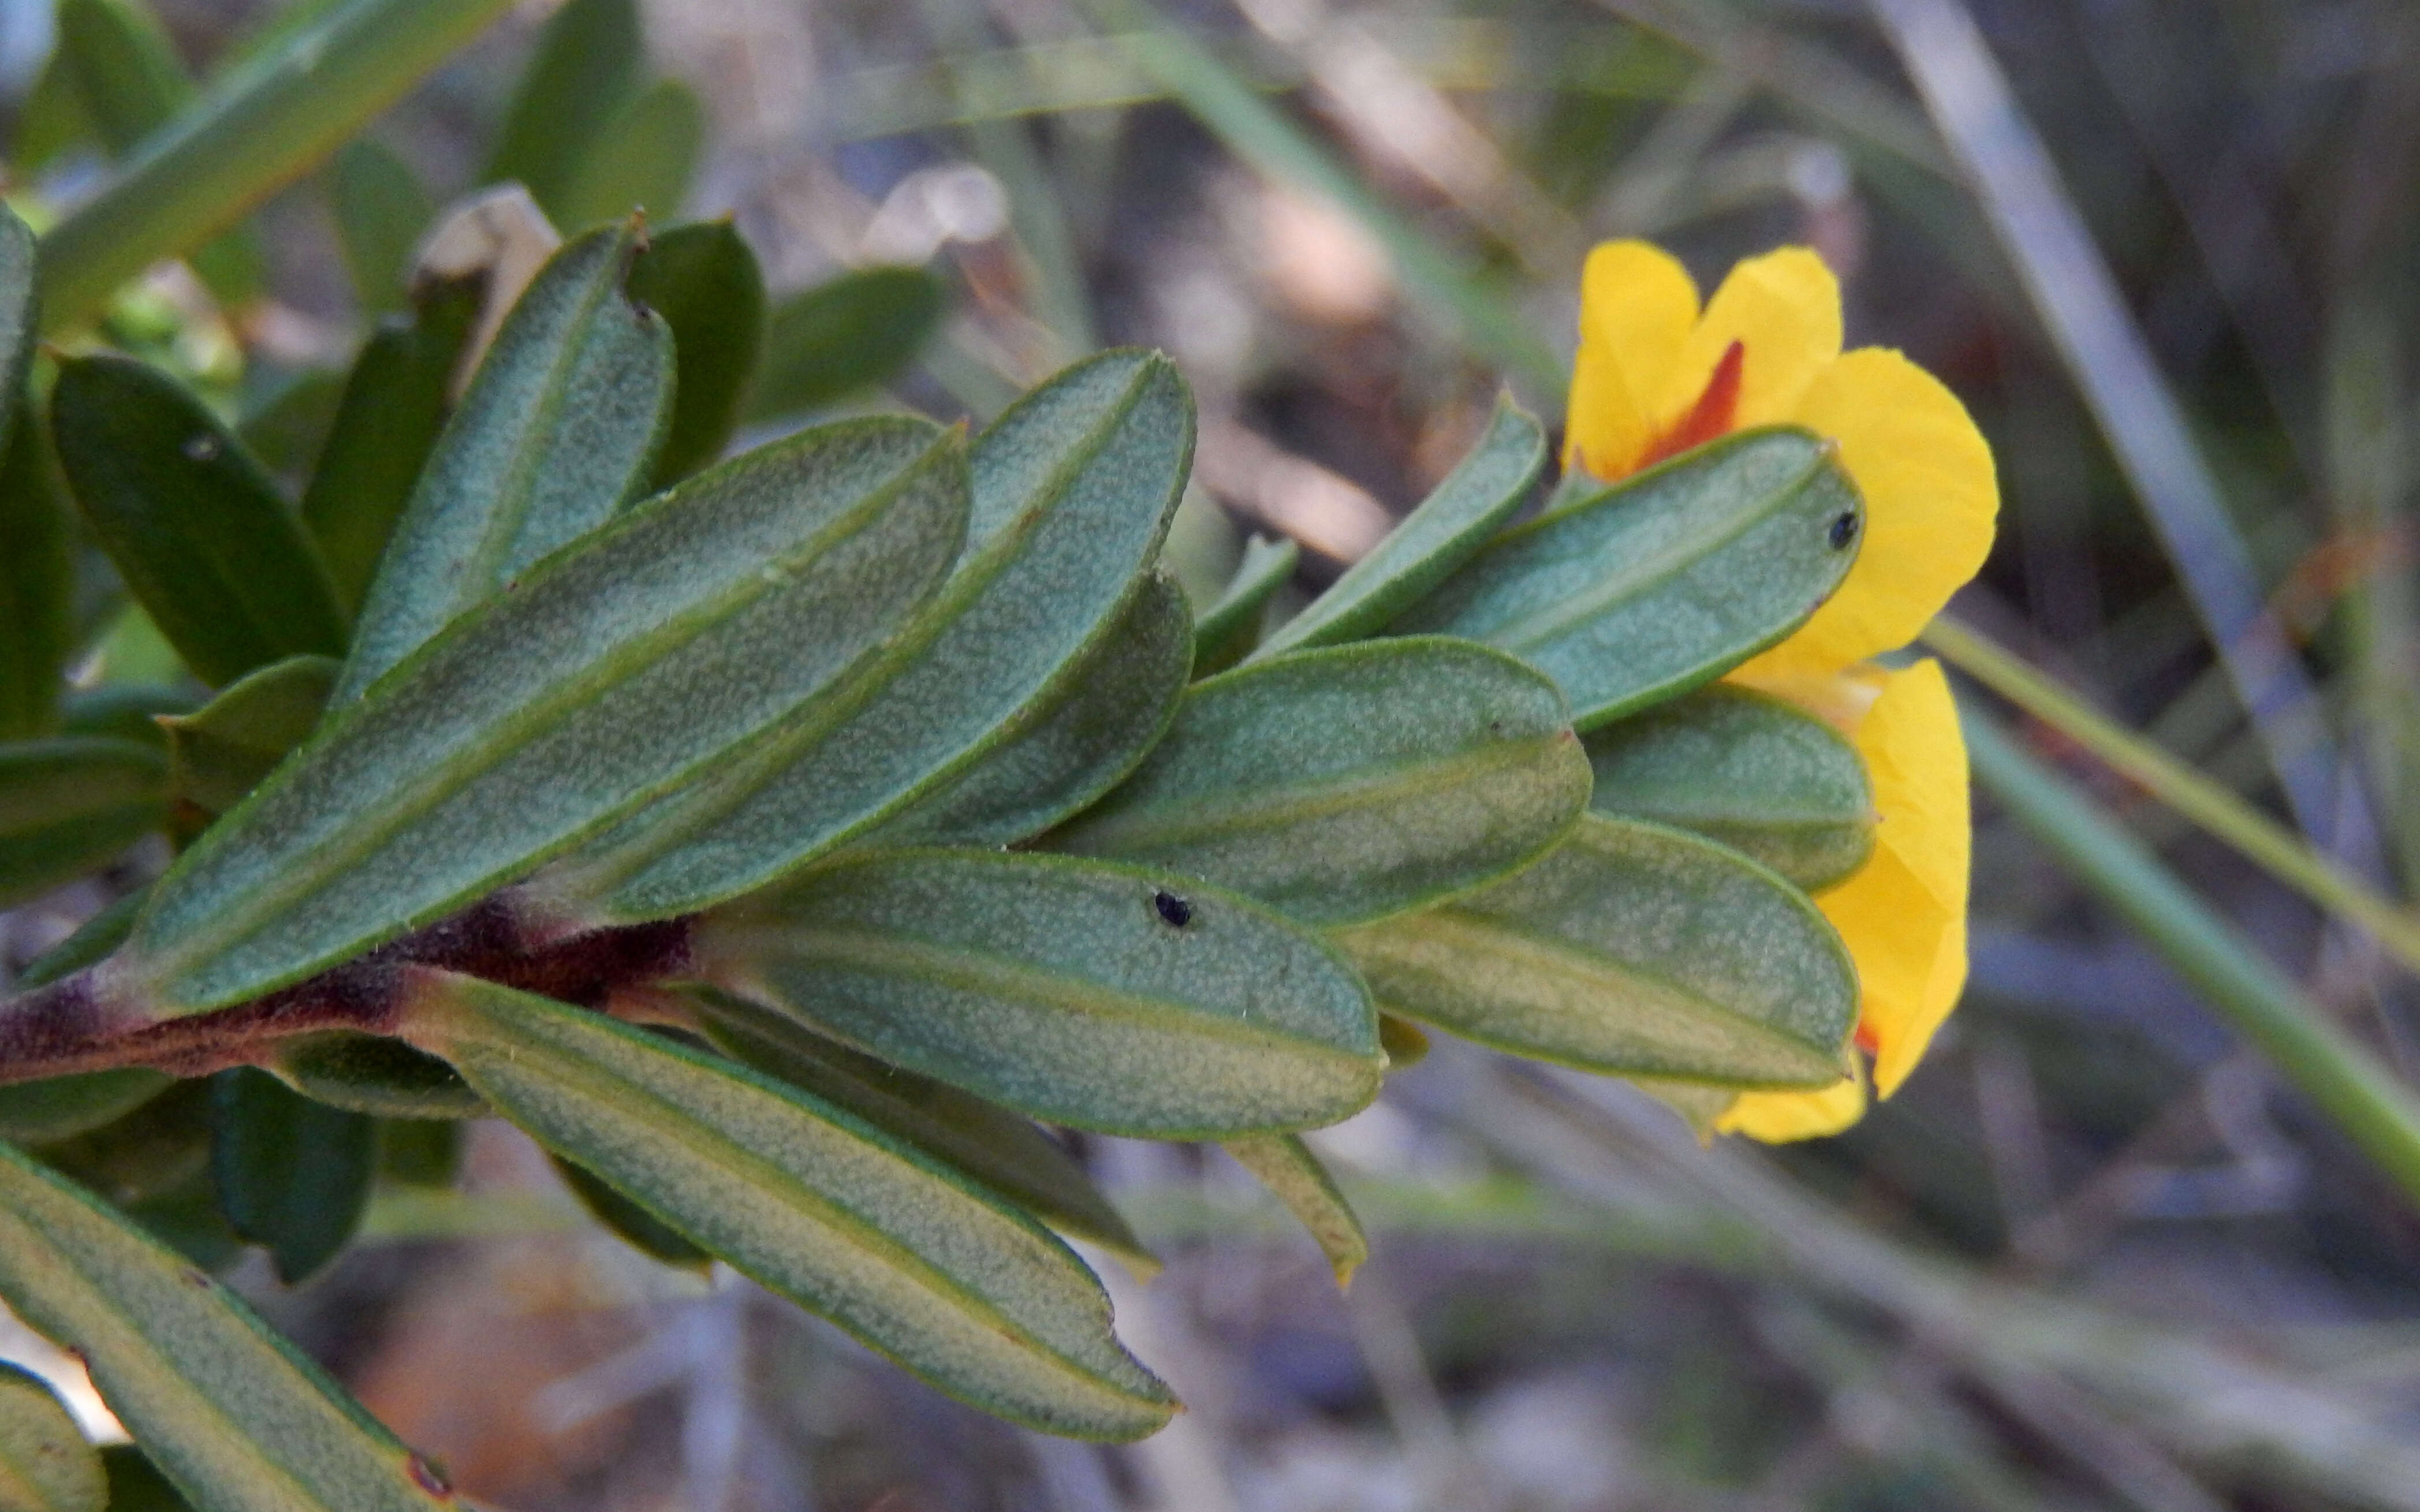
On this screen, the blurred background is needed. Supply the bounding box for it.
[8,0,2420,1507]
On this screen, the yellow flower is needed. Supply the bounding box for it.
[1565,240,1997,1140]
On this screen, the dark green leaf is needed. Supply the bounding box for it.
[1377,1013,1430,1068]
[266,1035,481,1120]
[1050,637,1591,926]
[1191,533,1296,677]
[161,655,338,817]
[120,417,967,1013]
[551,1153,711,1268]
[0,406,74,743]
[18,889,147,988]
[550,79,703,233]
[0,738,166,908]
[1258,395,1543,658]
[404,972,1177,1439]
[58,689,191,752]
[334,223,673,703]
[698,849,1381,1138]
[0,1071,173,1145]
[1220,1135,1364,1287]
[376,1119,461,1188]
[98,1447,195,1512]
[748,266,947,421]
[29,1082,209,1211]
[482,0,644,221]
[0,1139,454,1511]
[1334,813,1859,1087]
[1585,684,1874,890]
[627,221,767,486]
[209,1067,374,1285]
[235,371,346,482]
[328,139,434,316]
[0,1359,103,1512]
[52,356,348,689]
[1393,428,1862,729]
[696,990,1156,1272]
[13,51,96,176]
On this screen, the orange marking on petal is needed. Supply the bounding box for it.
[1635,340,1744,472]
[1854,1021,1880,1056]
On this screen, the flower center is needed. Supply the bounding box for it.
[1634,339,1744,475]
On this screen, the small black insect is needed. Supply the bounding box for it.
[1153,890,1194,928]
[1828,510,1860,550]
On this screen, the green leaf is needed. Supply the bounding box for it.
[698,849,1381,1138]
[161,656,338,819]
[748,266,948,421]
[18,890,148,989]
[0,1141,456,1511]
[1050,637,1591,927]
[327,139,434,316]
[14,50,97,176]
[0,738,166,909]
[1333,813,1859,1088]
[540,349,1192,924]
[98,1447,195,1512]
[481,0,644,222]
[1220,1134,1365,1287]
[334,223,673,704]
[51,357,348,689]
[0,408,75,744]
[1584,684,1874,891]
[0,1359,104,1512]
[1191,533,1296,677]
[550,79,703,233]
[263,1035,481,1120]
[120,417,967,1013]
[864,568,1193,849]
[58,689,191,752]
[551,1153,710,1268]
[375,1120,461,1188]
[28,1082,210,1211]
[626,221,768,486]
[1258,395,1543,658]
[402,972,1177,1440]
[0,1071,173,1146]
[208,1068,374,1285]
[298,280,483,615]
[1392,428,1863,729]
[234,372,345,483]
[695,990,1157,1274]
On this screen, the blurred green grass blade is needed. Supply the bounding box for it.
[1190,533,1297,678]
[0,737,167,908]
[51,355,349,689]
[699,849,1382,1138]
[1052,638,1590,927]
[749,266,949,423]
[0,1140,456,1512]
[1585,684,1874,891]
[161,655,338,819]
[207,1067,374,1286]
[328,140,435,316]
[550,79,703,234]
[551,1153,711,1268]
[1925,618,2420,978]
[1090,0,1563,398]
[626,222,769,487]
[480,0,645,222]
[0,1359,105,1512]
[1220,1134,1366,1287]
[1334,812,1859,1087]
[1396,428,1860,730]
[1257,396,1544,660]
[0,1069,173,1145]
[37,0,520,337]
[1962,712,2420,1210]
[404,971,1179,1440]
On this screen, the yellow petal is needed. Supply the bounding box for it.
[1661,247,1842,432]
[1566,241,1698,480]
[1819,659,1970,1097]
[1736,348,1999,680]
[1716,1069,1867,1142]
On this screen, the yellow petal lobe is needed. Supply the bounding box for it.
[1716,1069,1867,1143]
[1663,247,1842,432]
[1567,241,1698,479]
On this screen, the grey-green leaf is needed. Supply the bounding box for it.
[208,1069,374,1285]
[118,417,967,1013]
[1049,637,1591,927]
[51,357,349,689]
[1333,813,1858,1088]
[0,1140,455,1512]
[402,972,1176,1440]
[541,349,1191,925]
[550,79,702,233]
[335,222,673,704]
[1585,684,1874,890]
[481,0,644,222]
[0,1360,103,1512]
[329,139,435,316]
[162,656,338,819]
[1191,533,1296,677]
[627,221,767,487]
[1220,1134,1366,1287]
[0,738,167,909]
[748,266,948,422]
[1257,395,1542,658]
[1392,428,1862,729]
[695,989,1156,1273]
[697,849,1381,1138]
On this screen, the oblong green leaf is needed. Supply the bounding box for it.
[551,1154,710,1268]
[1220,1134,1365,1287]
[1050,637,1591,927]
[626,221,767,486]
[235,373,346,485]
[1256,395,1543,658]
[264,1034,482,1120]
[208,1069,373,1285]
[1191,533,1296,677]
[1585,684,1874,890]
[0,1070,173,1145]
[20,890,147,990]
[59,688,193,752]
[0,403,74,743]
[52,357,348,689]
[551,79,702,233]
[0,1360,103,1512]
[402,972,1177,1440]
[1334,813,1858,1088]
[0,738,166,909]
[748,266,947,421]
[1392,428,1862,729]
[0,1140,456,1512]
[698,849,1382,1138]
[542,349,1192,924]
[335,222,673,703]
[695,989,1156,1273]
[864,568,1192,849]
[98,1447,195,1512]
[328,139,435,316]
[118,418,967,1013]
[480,0,644,221]
[162,656,338,819]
